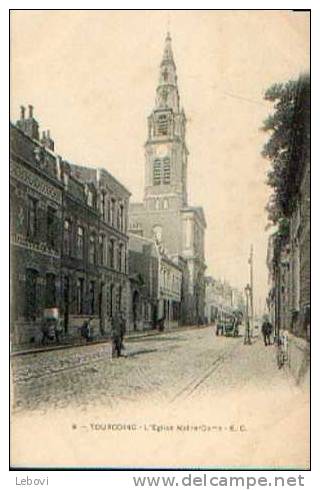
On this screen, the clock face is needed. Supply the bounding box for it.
[153,225,162,243]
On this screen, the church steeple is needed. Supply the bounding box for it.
[155,32,180,112]
[144,33,188,208]
[162,32,175,64]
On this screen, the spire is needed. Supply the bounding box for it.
[155,32,179,110]
[161,31,175,65]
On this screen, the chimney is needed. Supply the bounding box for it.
[16,103,39,141]
[41,128,55,151]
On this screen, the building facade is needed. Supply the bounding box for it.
[128,232,183,331]
[10,107,64,344]
[10,107,130,344]
[129,33,206,325]
[205,276,245,324]
[266,75,310,340]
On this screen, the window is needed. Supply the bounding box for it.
[99,235,105,265]
[163,158,171,184]
[64,220,71,256]
[108,239,115,269]
[118,243,123,272]
[119,204,124,231]
[63,172,69,188]
[47,206,56,248]
[107,198,111,223]
[109,284,114,317]
[25,269,38,320]
[76,278,84,314]
[163,198,169,209]
[77,226,84,259]
[110,198,116,226]
[27,196,37,238]
[156,114,169,136]
[118,285,122,311]
[100,192,106,221]
[162,68,168,81]
[153,159,161,186]
[45,273,56,307]
[155,199,160,210]
[89,235,96,264]
[116,205,121,229]
[89,281,95,315]
[87,189,93,207]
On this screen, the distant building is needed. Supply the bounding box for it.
[129,33,206,325]
[128,232,183,331]
[10,106,130,344]
[205,276,245,324]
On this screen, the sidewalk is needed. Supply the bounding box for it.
[11,324,209,357]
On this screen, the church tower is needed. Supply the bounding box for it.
[144,33,188,211]
[129,32,207,325]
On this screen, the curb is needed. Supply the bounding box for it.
[11,324,210,357]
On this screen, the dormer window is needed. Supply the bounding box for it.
[87,189,93,207]
[63,172,69,188]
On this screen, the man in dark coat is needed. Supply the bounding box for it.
[111,312,122,357]
[119,310,126,351]
[261,316,273,346]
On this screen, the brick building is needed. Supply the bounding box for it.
[266,75,310,340]
[10,106,130,344]
[129,33,207,325]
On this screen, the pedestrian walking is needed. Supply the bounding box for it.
[119,310,126,351]
[81,317,93,342]
[261,316,273,346]
[54,318,63,344]
[111,311,122,358]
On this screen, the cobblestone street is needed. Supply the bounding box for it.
[12,326,306,412]
[11,326,309,468]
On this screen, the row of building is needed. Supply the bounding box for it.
[10,33,207,345]
[204,276,245,324]
[266,75,310,341]
[10,108,183,344]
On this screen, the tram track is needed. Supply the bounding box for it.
[170,339,242,404]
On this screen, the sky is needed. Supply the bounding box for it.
[10,10,310,313]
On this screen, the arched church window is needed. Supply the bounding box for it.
[156,113,169,136]
[163,158,171,184]
[153,159,161,186]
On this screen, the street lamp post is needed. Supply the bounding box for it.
[244,283,252,345]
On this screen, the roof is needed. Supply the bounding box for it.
[69,163,131,197]
[181,205,207,228]
[128,233,159,258]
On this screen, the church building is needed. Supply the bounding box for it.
[129,33,207,325]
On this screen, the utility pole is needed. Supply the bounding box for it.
[249,244,254,325]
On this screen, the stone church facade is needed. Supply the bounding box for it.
[129,33,207,325]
